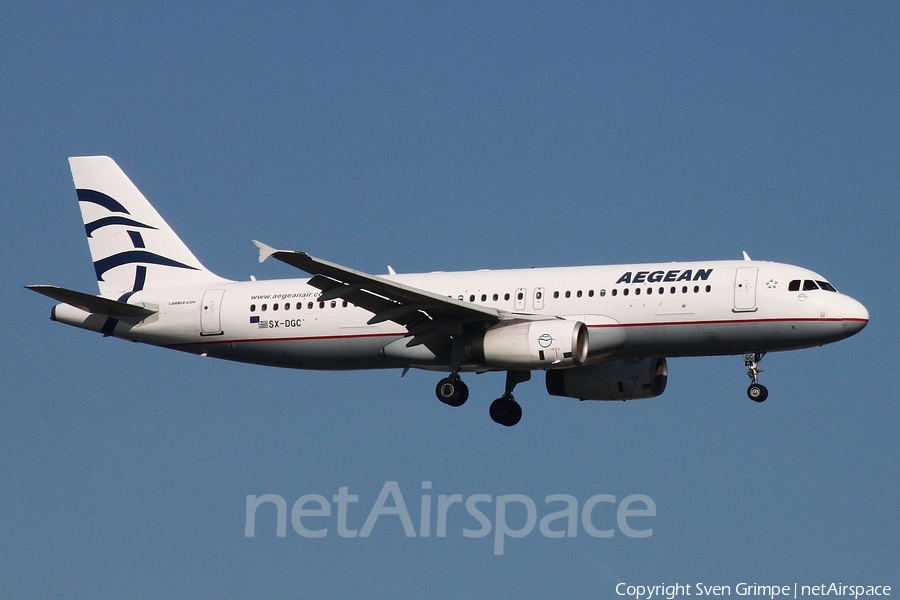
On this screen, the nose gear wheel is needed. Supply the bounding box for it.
[744,352,768,402]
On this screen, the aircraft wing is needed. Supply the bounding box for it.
[253,241,503,330]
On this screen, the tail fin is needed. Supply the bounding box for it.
[70,156,229,297]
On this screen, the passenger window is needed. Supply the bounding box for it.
[493,293,499,301]
[588,290,594,297]
[308,302,313,310]
[693,285,699,293]
[262,304,267,311]
[600,290,606,297]
[682,286,688,293]
[670,287,676,294]
[612,289,617,297]
[623,288,629,296]
[250,304,256,312]
[343,301,348,307]
[331,301,337,308]
[803,280,819,291]
[504,293,510,301]
[705,285,711,292]
[296,302,302,309]
[481,294,487,302]
[635,288,641,296]
[788,280,801,291]
[553,291,559,299]
[536,291,543,300]
[284,303,290,310]
[319,301,324,309]
[565,291,571,298]
[659,287,664,294]
[647,287,652,295]
[469,295,475,302]
[576,290,582,298]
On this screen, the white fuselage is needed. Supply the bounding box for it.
[37,156,870,424]
[52,259,869,372]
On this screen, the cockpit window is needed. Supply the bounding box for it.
[789,279,836,292]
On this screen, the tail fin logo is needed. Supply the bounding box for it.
[85,216,158,238]
[70,156,228,295]
[93,250,198,283]
[79,187,158,238]
[77,187,199,288]
[77,188,130,213]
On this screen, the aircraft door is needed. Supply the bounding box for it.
[533,287,545,310]
[733,268,758,312]
[201,289,226,335]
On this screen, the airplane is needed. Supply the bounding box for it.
[28,156,869,426]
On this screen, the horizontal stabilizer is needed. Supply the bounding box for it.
[26,285,157,318]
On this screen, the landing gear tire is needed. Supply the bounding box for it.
[436,377,468,407]
[747,383,768,403]
[744,352,768,403]
[489,397,522,427]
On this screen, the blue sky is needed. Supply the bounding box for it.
[2,2,897,598]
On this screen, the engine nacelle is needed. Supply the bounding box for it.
[470,320,589,370]
[545,358,668,401]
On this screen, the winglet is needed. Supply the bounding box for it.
[742,251,752,261]
[252,240,278,264]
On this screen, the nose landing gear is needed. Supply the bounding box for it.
[744,352,768,402]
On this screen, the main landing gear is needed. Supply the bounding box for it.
[435,338,470,408]
[433,370,530,427]
[489,371,530,427]
[744,352,768,402]
[435,375,468,407]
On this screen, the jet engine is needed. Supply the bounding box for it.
[545,358,668,401]
[469,320,589,370]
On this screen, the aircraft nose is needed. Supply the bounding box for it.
[841,296,869,335]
